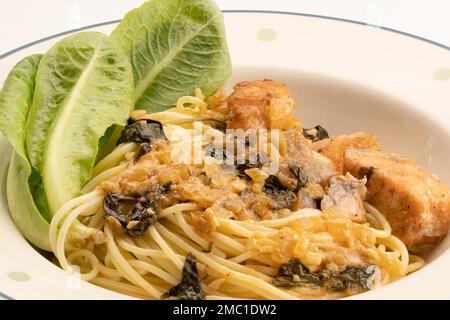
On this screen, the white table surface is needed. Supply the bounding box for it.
[0,0,449,57]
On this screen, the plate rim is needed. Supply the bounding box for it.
[0,9,449,300]
[0,9,448,61]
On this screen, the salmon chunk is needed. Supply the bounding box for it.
[321,173,368,223]
[344,149,450,247]
[227,80,299,130]
[312,132,380,174]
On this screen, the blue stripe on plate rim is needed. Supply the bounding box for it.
[0,9,448,60]
[0,291,13,300]
[0,9,448,300]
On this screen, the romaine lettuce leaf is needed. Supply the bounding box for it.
[0,54,42,158]
[7,152,51,250]
[0,0,232,251]
[25,32,135,214]
[0,54,51,250]
[111,0,232,112]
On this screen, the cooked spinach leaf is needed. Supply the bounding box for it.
[288,164,308,193]
[103,192,153,237]
[278,258,321,283]
[104,192,157,237]
[263,175,297,210]
[118,119,168,158]
[162,253,205,300]
[272,259,321,288]
[235,156,264,179]
[320,265,376,291]
[302,125,329,142]
[264,175,286,191]
[103,183,170,237]
[272,258,376,291]
[118,119,168,145]
[204,143,265,179]
[110,0,232,113]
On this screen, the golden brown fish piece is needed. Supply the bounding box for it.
[227,79,300,130]
[345,149,450,247]
[312,132,381,175]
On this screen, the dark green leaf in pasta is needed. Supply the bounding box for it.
[117,119,168,145]
[288,164,308,193]
[302,125,329,142]
[162,253,205,300]
[263,175,297,210]
[272,258,376,291]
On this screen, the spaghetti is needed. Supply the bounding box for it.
[49,90,425,300]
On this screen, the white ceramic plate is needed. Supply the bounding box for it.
[0,11,449,300]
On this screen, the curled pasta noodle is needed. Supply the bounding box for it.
[365,202,392,239]
[176,96,207,114]
[67,249,100,281]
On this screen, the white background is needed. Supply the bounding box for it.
[0,0,449,56]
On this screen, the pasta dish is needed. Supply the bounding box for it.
[0,0,448,300]
[50,80,447,299]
